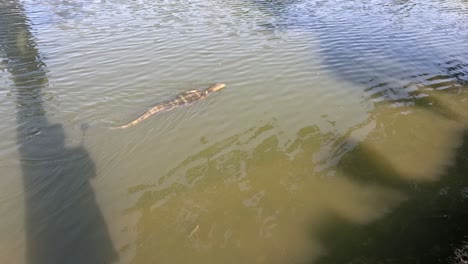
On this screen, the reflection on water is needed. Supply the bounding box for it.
[0,0,467,263]
[0,1,116,264]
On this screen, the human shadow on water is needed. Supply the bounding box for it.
[0,1,117,264]
[313,129,468,264]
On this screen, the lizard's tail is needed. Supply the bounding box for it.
[110,124,130,129]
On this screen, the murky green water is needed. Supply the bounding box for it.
[1,0,468,263]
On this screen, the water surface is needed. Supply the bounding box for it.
[1,0,467,263]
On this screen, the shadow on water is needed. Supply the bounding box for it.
[314,128,468,264]
[0,1,117,264]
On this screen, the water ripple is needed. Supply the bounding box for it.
[2,0,468,263]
